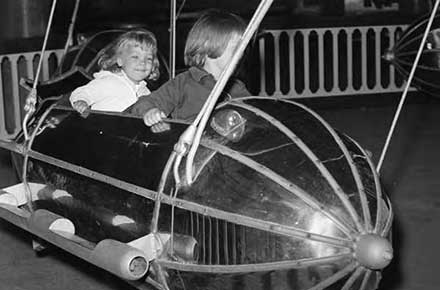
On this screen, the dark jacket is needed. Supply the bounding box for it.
[127,67,250,122]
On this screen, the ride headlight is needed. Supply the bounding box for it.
[210,109,246,142]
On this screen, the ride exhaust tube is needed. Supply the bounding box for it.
[29,209,75,234]
[28,210,148,280]
[91,239,149,280]
[166,233,198,262]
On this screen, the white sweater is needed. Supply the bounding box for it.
[69,70,151,112]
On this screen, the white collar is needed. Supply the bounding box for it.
[119,70,147,90]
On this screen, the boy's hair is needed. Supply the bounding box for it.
[98,29,160,80]
[184,9,246,68]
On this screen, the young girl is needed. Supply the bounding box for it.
[70,29,160,113]
[128,9,250,129]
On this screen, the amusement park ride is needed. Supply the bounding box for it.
[1,0,439,289]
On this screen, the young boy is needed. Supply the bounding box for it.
[127,9,250,128]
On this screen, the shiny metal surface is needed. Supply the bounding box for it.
[6,92,393,289]
[0,93,395,289]
[385,13,440,96]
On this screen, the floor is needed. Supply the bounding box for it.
[0,93,439,290]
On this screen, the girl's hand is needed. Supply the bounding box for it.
[72,100,90,114]
[143,108,166,126]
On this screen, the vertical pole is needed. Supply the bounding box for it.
[288,31,295,95]
[169,0,176,79]
[332,29,339,93]
[303,30,310,95]
[60,0,81,70]
[259,36,266,96]
[274,32,281,95]
[375,28,381,89]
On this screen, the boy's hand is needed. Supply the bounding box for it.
[151,122,170,133]
[143,108,166,126]
[72,100,90,114]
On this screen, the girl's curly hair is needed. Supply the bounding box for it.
[98,29,160,81]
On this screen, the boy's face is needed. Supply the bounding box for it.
[117,43,153,83]
[215,34,241,72]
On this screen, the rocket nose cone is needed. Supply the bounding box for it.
[354,234,393,270]
[383,50,395,62]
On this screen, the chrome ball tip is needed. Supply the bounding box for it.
[354,234,393,270]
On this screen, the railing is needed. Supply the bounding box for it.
[0,25,413,140]
[0,49,63,140]
[255,24,413,98]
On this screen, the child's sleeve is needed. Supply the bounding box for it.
[128,75,184,117]
[69,78,110,107]
[229,79,251,99]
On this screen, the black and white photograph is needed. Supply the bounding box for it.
[0,0,439,289]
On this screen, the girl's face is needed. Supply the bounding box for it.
[117,43,154,83]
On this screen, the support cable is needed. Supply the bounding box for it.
[377,0,440,172]
[22,0,58,140]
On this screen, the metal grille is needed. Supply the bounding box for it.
[177,210,293,265]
